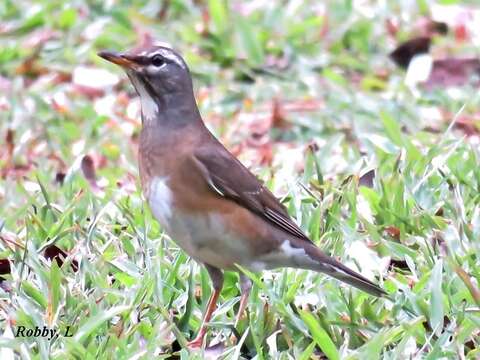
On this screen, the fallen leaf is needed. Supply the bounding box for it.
[454,23,468,42]
[385,18,399,37]
[5,129,14,159]
[390,37,431,69]
[387,17,447,38]
[415,18,448,37]
[44,245,79,272]
[424,58,480,89]
[81,155,99,189]
[388,258,409,271]
[134,26,154,49]
[384,226,400,240]
[22,28,59,48]
[15,49,48,78]
[0,259,11,276]
[454,115,480,136]
[271,98,291,129]
[55,172,66,184]
[359,169,375,188]
[51,91,70,113]
[116,173,138,194]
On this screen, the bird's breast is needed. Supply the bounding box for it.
[147,177,173,226]
[146,176,254,269]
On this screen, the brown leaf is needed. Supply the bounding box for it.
[135,28,154,50]
[387,17,447,39]
[414,18,448,37]
[44,245,78,272]
[116,173,137,194]
[81,155,98,189]
[48,152,67,170]
[271,98,291,129]
[384,226,401,240]
[424,58,480,89]
[385,18,399,37]
[454,23,468,42]
[22,28,60,48]
[453,115,480,136]
[0,258,11,289]
[156,2,170,20]
[15,52,49,78]
[0,232,24,251]
[258,143,274,166]
[282,98,323,113]
[1,132,36,179]
[203,342,226,357]
[388,258,409,271]
[359,169,375,188]
[307,141,320,153]
[55,172,66,185]
[51,93,70,114]
[71,84,105,99]
[0,259,11,275]
[6,129,14,159]
[390,37,431,69]
[52,71,72,85]
[96,154,109,169]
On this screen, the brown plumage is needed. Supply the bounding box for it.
[98,45,386,348]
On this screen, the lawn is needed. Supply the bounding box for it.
[0,0,479,359]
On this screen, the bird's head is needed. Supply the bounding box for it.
[98,45,195,124]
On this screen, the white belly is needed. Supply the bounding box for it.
[147,177,252,268]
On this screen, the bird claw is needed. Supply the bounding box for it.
[186,337,204,349]
[229,333,238,345]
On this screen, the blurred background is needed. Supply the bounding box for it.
[1,0,479,359]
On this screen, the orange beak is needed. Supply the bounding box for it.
[97,51,138,69]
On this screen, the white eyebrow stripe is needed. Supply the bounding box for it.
[150,49,186,69]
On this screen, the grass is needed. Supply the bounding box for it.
[1,0,480,359]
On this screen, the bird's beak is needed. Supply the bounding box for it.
[97,50,138,69]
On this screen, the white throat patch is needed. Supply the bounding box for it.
[129,73,158,122]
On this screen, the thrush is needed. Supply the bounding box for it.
[98,45,386,348]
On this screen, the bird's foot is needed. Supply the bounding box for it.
[187,334,205,349]
[229,333,238,345]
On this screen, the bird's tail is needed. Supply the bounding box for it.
[301,242,387,297]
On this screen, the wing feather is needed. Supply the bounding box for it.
[191,149,312,243]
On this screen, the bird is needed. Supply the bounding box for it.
[98,45,386,348]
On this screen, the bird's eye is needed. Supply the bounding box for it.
[151,55,166,67]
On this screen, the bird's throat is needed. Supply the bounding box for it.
[127,73,201,129]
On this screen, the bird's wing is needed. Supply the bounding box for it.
[191,145,387,298]
[191,147,312,243]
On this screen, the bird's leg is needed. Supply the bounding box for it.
[187,264,223,349]
[235,273,252,327]
[229,273,252,345]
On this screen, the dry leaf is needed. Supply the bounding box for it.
[390,37,431,69]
